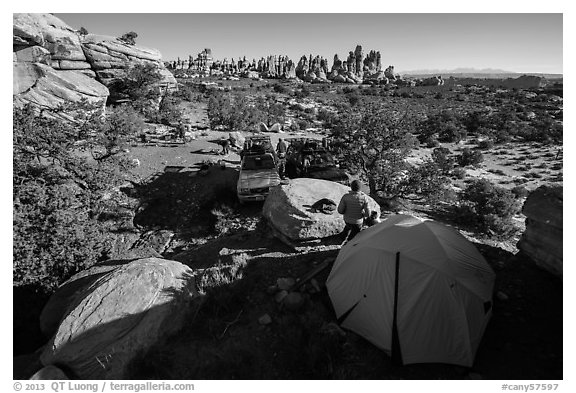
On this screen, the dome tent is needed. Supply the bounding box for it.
[326,214,495,367]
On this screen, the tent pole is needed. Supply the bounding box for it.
[391,251,403,366]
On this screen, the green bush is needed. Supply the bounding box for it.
[418,110,466,143]
[317,108,337,128]
[297,119,309,130]
[347,93,361,107]
[478,139,495,150]
[457,179,520,236]
[273,84,289,94]
[511,185,529,199]
[438,123,467,143]
[13,103,134,292]
[207,92,266,130]
[451,167,467,179]
[294,86,311,99]
[432,147,455,174]
[457,148,484,167]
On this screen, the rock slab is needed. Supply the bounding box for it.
[263,178,379,241]
[40,258,199,379]
[13,62,109,111]
[517,184,562,277]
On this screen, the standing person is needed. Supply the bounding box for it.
[221,137,230,155]
[276,138,288,179]
[302,155,311,174]
[338,180,370,244]
[178,122,186,142]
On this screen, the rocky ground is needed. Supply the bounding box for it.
[118,99,561,380]
[15,87,562,381]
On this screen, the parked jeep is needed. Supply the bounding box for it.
[237,136,281,203]
[284,137,349,185]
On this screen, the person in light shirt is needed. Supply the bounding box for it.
[337,179,370,244]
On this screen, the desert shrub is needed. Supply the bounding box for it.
[294,86,311,99]
[197,253,248,294]
[153,94,184,125]
[401,161,454,203]
[438,123,467,143]
[210,203,237,236]
[297,119,309,130]
[107,62,164,119]
[551,163,562,171]
[332,103,452,202]
[451,167,467,179]
[518,118,563,144]
[273,84,289,94]
[425,137,440,148]
[317,108,337,127]
[255,96,286,127]
[488,168,506,176]
[493,128,513,143]
[457,148,484,167]
[418,110,466,143]
[347,93,361,107]
[511,185,529,199]
[462,110,489,135]
[516,164,531,172]
[13,103,133,292]
[456,179,520,236]
[478,139,494,150]
[432,147,455,174]
[207,92,265,130]
[118,31,138,45]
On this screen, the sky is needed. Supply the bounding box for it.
[53,13,563,74]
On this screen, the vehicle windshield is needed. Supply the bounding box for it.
[242,155,276,170]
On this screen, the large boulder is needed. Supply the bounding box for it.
[40,258,199,379]
[30,365,69,380]
[13,14,176,111]
[81,34,177,92]
[13,62,109,111]
[13,13,86,67]
[39,259,132,338]
[263,178,379,242]
[517,185,563,277]
[229,131,246,148]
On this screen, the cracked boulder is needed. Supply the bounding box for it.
[40,258,199,379]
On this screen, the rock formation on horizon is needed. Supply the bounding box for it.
[167,43,409,85]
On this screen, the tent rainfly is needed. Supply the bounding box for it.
[327,214,495,367]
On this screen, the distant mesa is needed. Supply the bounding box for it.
[13,13,176,113]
